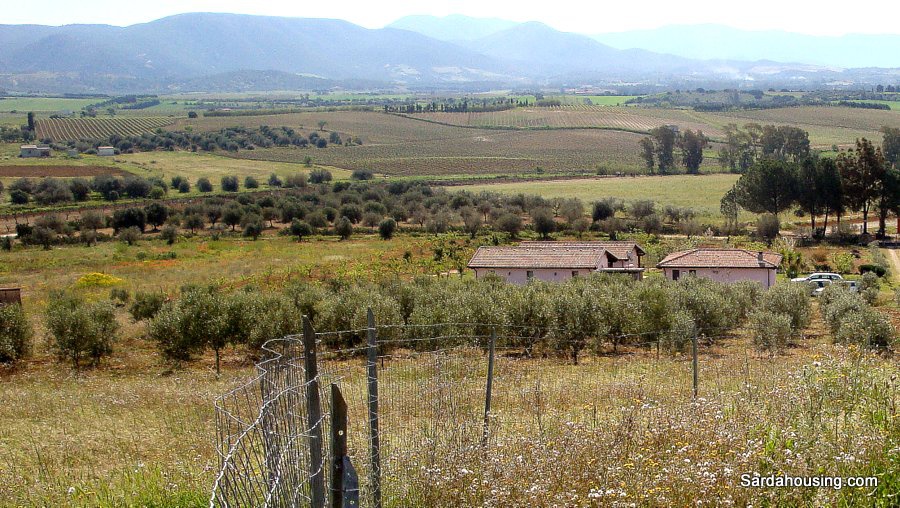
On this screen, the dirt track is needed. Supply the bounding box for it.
[0,165,129,178]
[884,248,900,283]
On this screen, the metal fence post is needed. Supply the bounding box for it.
[692,332,699,400]
[366,308,382,508]
[482,328,496,446]
[303,316,326,508]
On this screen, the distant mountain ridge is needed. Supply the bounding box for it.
[0,13,896,93]
[592,24,900,69]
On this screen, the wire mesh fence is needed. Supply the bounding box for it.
[210,313,750,508]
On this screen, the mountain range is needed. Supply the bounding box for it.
[0,12,897,94]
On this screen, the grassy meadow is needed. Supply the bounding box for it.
[456,174,741,221]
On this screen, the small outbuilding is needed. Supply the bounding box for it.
[97,146,116,156]
[468,241,645,284]
[0,287,22,306]
[20,145,51,157]
[657,248,782,288]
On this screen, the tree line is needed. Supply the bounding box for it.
[723,128,900,238]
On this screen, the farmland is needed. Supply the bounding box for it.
[456,174,741,220]
[174,110,717,177]
[1,229,899,506]
[398,105,722,136]
[0,97,99,112]
[35,117,177,142]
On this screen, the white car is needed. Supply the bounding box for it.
[807,278,858,297]
[791,272,844,283]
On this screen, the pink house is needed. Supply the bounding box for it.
[657,248,782,288]
[468,241,645,284]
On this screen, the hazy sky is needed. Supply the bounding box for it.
[3,0,898,36]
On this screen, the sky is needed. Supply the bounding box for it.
[2,0,898,36]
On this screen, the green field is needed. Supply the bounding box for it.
[456,174,741,220]
[0,97,99,112]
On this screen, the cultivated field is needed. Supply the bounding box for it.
[399,105,724,137]
[35,117,177,142]
[456,174,741,220]
[0,97,98,112]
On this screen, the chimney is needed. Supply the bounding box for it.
[758,251,765,266]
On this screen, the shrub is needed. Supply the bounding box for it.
[0,304,32,363]
[109,288,130,307]
[197,177,213,192]
[221,176,239,192]
[351,169,374,181]
[268,173,283,187]
[76,272,124,288]
[149,287,223,364]
[859,271,880,304]
[112,207,146,233]
[123,176,152,198]
[129,291,166,321]
[759,283,810,333]
[283,173,308,188]
[832,253,855,274]
[530,207,556,239]
[334,216,353,240]
[859,264,887,277]
[244,176,259,189]
[177,180,191,193]
[160,224,179,244]
[10,189,29,204]
[749,310,792,353]
[119,226,142,245]
[46,292,119,368]
[756,213,780,241]
[241,213,265,240]
[309,168,333,184]
[290,219,313,241]
[629,199,655,219]
[378,217,397,240]
[495,213,523,238]
[835,308,894,349]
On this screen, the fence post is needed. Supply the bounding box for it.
[366,308,382,508]
[303,316,326,508]
[482,328,496,446]
[691,332,699,400]
[330,383,361,508]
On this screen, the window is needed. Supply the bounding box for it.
[672,269,680,280]
[689,269,696,276]
[526,270,534,280]
[572,271,579,277]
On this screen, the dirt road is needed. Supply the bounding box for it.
[883,248,900,283]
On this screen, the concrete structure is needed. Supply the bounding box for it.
[0,287,22,306]
[657,248,782,288]
[468,241,645,284]
[97,146,116,156]
[19,145,51,157]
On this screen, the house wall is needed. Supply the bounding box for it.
[661,267,776,288]
[20,148,46,157]
[98,148,115,156]
[474,268,587,284]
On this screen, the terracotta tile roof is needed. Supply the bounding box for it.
[657,249,782,269]
[518,241,645,259]
[468,246,607,269]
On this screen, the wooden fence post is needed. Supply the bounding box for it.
[303,316,326,508]
[692,333,699,400]
[330,383,360,508]
[366,308,382,508]
[482,328,496,446]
